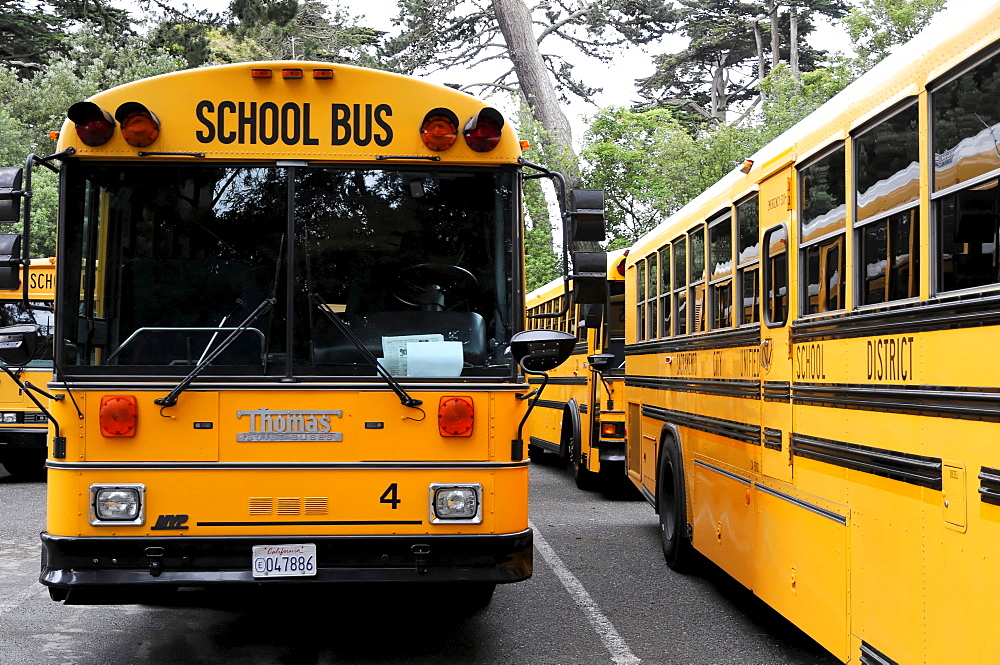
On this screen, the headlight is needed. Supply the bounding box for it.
[2,412,17,423]
[429,483,482,524]
[89,484,145,525]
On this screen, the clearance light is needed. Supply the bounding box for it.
[463,108,504,152]
[739,159,754,174]
[282,68,303,79]
[438,396,474,436]
[601,422,625,438]
[430,483,482,523]
[90,483,145,525]
[420,108,459,151]
[313,69,335,80]
[115,102,160,148]
[99,395,138,437]
[251,69,273,79]
[67,102,115,146]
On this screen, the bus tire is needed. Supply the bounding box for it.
[573,455,599,491]
[657,436,695,572]
[558,408,579,468]
[1,451,47,481]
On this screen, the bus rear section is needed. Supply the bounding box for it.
[0,258,54,480]
[524,249,627,492]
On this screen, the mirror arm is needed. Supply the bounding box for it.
[0,365,65,458]
[511,360,550,461]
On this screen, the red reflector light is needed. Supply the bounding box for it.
[463,108,504,152]
[100,395,138,437]
[313,69,335,80]
[67,102,115,146]
[251,69,273,79]
[439,396,474,437]
[115,102,159,148]
[282,68,303,79]
[421,108,459,151]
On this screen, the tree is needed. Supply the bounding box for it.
[517,101,561,290]
[638,0,845,123]
[0,32,185,255]
[386,0,673,191]
[582,106,758,246]
[842,0,946,69]
[0,0,132,75]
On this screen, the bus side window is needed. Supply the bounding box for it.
[763,225,788,327]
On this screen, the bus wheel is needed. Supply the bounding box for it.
[657,437,695,572]
[573,452,599,491]
[1,452,47,481]
[445,582,496,613]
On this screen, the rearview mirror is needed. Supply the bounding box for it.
[0,234,21,291]
[587,353,615,373]
[0,168,23,224]
[0,324,39,365]
[510,329,576,372]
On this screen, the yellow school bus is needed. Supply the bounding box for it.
[0,258,54,480]
[524,249,627,490]
[0,61,605,605]
[624,3,1000,662]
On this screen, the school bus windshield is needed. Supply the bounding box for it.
[58,161,517,378]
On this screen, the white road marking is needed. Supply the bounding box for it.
[530,520,642,665]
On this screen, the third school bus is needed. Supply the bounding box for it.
[624,2,1000,662]
[524,249,627,490]
[0,61,602,605]
[0,257,54,480]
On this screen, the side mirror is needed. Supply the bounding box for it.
[587,353,615,373]
[510,329,576,372]
[0,167,23,224]
[0,324,39,365]
[0,234,21,291]
[571,251,608,305]
[568,189,606,242]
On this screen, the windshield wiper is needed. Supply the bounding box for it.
[308,292,423,411]
[154,296,275,409]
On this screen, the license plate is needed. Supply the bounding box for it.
[251,543,317,578]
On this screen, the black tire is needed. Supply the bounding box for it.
[573,447,599,491]
[657,436,695,572]
[557,411,574,468]
[444,582,496,613]
[527,443,544,462]
[1,451,47,481]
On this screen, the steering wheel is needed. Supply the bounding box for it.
[392,263,478,311]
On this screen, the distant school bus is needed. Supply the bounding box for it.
[0,62,607,605]
[0,258,54,480]
[624,2,1000,662]
[524,249,627,490]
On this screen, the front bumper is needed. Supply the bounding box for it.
[41,529,532,589]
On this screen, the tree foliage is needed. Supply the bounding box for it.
[842,0,947,69]
[582,106,759,246]
[0,32,184,255]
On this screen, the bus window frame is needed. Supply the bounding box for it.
[798,143,847,317]
[735,192,760,326]
[708,210,734,331]
[763,223,789,328]
[657,244,671,338]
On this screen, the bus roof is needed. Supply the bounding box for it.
[57,61,524,165]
